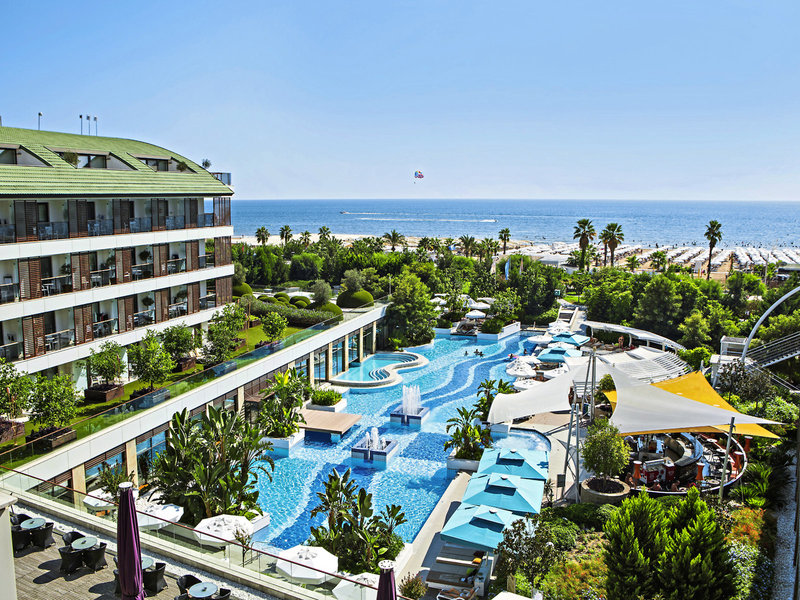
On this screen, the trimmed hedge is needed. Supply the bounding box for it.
[318,303,343,321]
[336,289,374,308]
[311,388,343,406]
[257,294,272,302]
[232,282,253,297]
[239,295,334,327]
[274,292,290,301]
[290,296,309,307]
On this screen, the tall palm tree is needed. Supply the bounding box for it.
[318,226,331,241]
[704,220,723,280]
[383,229,405,252]
[443,237,455,251]
[279,225,292,246]
[573,219,596,271]
[299,231,312,248]
[459,235,477,258]
[626,255,640,272]
[418,237,433,252]
[604,223,624,267]
[598,228,611,267]
[255,226,269,247]
[650,250,668,272]
[498,228,511,254]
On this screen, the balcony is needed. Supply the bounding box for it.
[199,213,214,228]
[132,263,154,281]
[90,268,115,288]
[41,274,72,296]
[92,318,118,339]
[88,219,113,236]
[198,254,215,269]
[37,222,69,241]
[0,281,19,304]
[211,172,232,185]
[0,224,14,243]
[0,341,22,361]
[166,215,185,230]
[166,258,186,275]
[168,301,188,319]
[129,217,152,233]
[199,293,216,310]
[133,309,155,328]
[44,329,74,352]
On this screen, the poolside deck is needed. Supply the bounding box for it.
[299,409,361,436]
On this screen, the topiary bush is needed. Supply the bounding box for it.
[336,289,374,308]
[544,516,579,551]
[274,292,290,301]
[239,294,333,327]
[317,303,343,321]
[257,294,272,302]
[290,296,309,307]
[265,296,279,304]
[480,317,504,334]
[232,282,253,297]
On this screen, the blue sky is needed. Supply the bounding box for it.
[2,1,799,200]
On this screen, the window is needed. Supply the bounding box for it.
[37,202,49,223]
[0,148,16,164]
[140,157,169,171]
[58,152,108,168]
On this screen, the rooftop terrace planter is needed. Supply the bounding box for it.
[84,383,124,403]
[308,397,347,412]
[262,430,304,457]
[174,356,197,373]
[0,419,24,444]
[26,427,77,451]
[580,476,630,506]
[476,321,521,341]
[446,448,481,475]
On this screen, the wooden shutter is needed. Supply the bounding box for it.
[186,240,198,271]
[68,200,88,238]
[117,248,132,283]
[22,317,35,358]
[213,197,231,226]
[216,276,232,305]
[151,199,167,231]
[118,296,134,332]
[71,254,82,291]
[26,315,45,357]
[184,198,198,228]
[215,236,231,267]
[14,200,27,241]
[154,289,169,322]
[153,244,167,277]
[188,282,199,314]
[113,199,129,234]
[81,305,93,343]
[79,253,91,290]
[18,259,41,299]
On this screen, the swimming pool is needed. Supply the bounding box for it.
[333,352,418,383]
[252,334,550,551]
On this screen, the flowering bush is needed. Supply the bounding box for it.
[729,542,773,600]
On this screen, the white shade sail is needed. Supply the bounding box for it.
[465,309,486,319]
[488,370,573,423]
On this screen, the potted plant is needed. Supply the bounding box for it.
[138,249,152,264]
[141,296,154,311]
[82,341,126,402]
[258,312,287,347]
[97,462,136,502]
[257,369,308,453]
[444,406,492,473]
[580,418,631,505]
[160,325,198,372]
[25,374,78,450]
[0,360,31,443]
[399,573,428,600]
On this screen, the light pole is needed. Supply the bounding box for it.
[79,114,83,134]
[37,112,42,130]
[93,116,98,136]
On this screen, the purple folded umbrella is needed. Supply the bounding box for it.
[377,560,397,600]
[117,482,144,600]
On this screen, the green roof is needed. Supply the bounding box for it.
[0,127,233,197]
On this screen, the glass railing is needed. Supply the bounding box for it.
[37,221,69,240]
[132,263,154,280]
[133,309,155,328]
[87,219,113,236]
[0,298,390,467]
[199,294,216,310]
[168,301,188,319]
[166,215,185,230]
[129,217,152,233]
[199,213,214,227]
[0,224,14,243]
[92,318,118,339]
[89,268,115,288]
[0,281,19,304]
[166,258,186,275]
[198,254,215,269]
[0,467,395,600]
[44,329,74,352]
[0,341,22,362]
[41,274,72,296]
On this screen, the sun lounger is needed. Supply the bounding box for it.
[426,564,479,590]
[436,586,477,600]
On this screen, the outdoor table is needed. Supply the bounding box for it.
[71,535,98,550]
[141,557,155,571]
[20,518,45,530]
[188,582,218,598]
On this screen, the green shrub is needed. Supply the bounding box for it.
[276,297,290,305]
[336,289,374,308]
[289,253,323,280]
[257,294,272,301]
[436,317,452,329]
[232,282,253,297]
[546,503,614,531]
[545,516,579,550]
[480,317,504,334]
[311,388,343,406]
[290,296,309,307]
[239,295,333,327]
[275,292,290,301]
[317,303,343,321]
[398,573,428,600]
[265,296,279,304]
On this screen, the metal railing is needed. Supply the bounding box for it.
[0,281,19,304]
[747,331,800,367]
[129,217,152,233]
[44,329,74,352]
[198,254,215,269]
[132,263,154,280]
[0,224,14,243]
[92,318,118,339]
[90,268,115,288]
[0,341,22,361]
[166,258,186,275]
[168,301,188,319]
[166,215,185,230]
[41,274,72,296]
[36,221,69,240]
[87,219,113,236]
[199,294,216,310]
[133,309,155,328]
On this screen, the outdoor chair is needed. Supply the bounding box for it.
[62,531,85,546]
[177,574,201,594]
[173,594,190,600]
[114,569,121,595]
[143,562,167,594]
[11,526,30,553]
[30,522,55,548]
[213,589,231,600]
[58,546,84,574]
[13,512,32,525]
[83,542,108,571]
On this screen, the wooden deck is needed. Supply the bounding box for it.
[299,409,361,435]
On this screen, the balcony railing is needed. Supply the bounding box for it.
[168,301,188,319]
[0,281,19,304]
[199,213,214,228]
[199,294,216,310]
[0,224,14,243]
[129,217,152,233]
[211,172,232,185]
[41,274,72,296]
[198,254,215,269]
[90,268,115,288]
[132,263,154,281]
[87,218,113,236]
[36,221,69,240]
[166,215,185,230]
[92,318,118,339]
[44,329,74,352]
[166,258,186,275]
[0,341,22,361]
[133,309,155,328]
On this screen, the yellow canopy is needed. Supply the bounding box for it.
[604,371,778,439]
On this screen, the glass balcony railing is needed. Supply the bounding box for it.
[199,213,214,227]
[199,294,216,310]
[44,329,74,352]
[166,258,186,275]
[198,254,215,269]
[168,301,188,319]
[0,224,14,243]
[0,281,19,304]
[0,341,22,361]
[89,268,115,288]
[129,217,152,233]
[166,215,185,230]
[36,221,69,240]
[41,274,72,296]
[132,263,154,280]
[133,309,155,328]
[87,218,113,236]
[92,317,118,339]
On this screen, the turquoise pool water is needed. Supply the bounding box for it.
[252,334,550,551]
[333,352,417,382]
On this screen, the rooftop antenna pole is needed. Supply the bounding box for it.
[94,116,98,136]
[79,115,83,135]
[38,112,42,130]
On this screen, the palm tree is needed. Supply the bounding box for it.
[279,225,292,246]
[299,231,312,248]
[383,229,405,252]
[599,228,611,267]
[459,235,477,258]
[626,255,640,272]
[443,237,455,252]
[650,250,668,272]
[498,228,511,254]
[318,226,331,241]
[418,237,433,252]
[255,226,270,247]
[573,219,596,271]
[604,223,624,267]
[704,220,723,280]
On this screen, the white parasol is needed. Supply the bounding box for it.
[468,300,491,310]
[276,545,339,584]
[333,572,380,600]
[465,309,486,319]
[192,514,255,546]
[506,358,537,378]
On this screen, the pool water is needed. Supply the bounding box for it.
[252,334,550,551]
[333,352,417,382]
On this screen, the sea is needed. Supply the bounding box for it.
[230,199,800,248]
